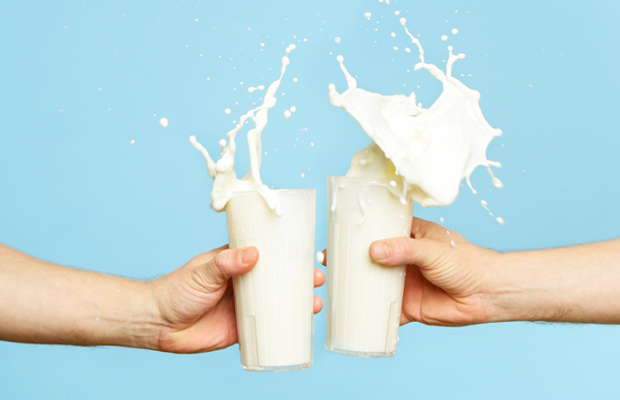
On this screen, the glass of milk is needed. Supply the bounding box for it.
[226,189,316,371]
[325,176,413,357]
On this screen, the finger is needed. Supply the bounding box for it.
[317,249,326,266]
[314,268,325,288]
[199,247,259,288]
[410,218,450,240]
[313,296,323,314]
[189,244,229,266]
[400,265,425,325]
[369,237,446,268]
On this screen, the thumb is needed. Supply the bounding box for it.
[369,237,444,269]
[197,247,259,289]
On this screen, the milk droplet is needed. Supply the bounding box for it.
[393,46,399,51]
[496,217,505,225]
[260,43,265,47]
[441,35,448,41]
[389,180,397,188]
[334,37,341,44]
[290,106,297,113]
[364,12,372,20]
[247,85,265,93]
[130,140,135,145]
[391,32,396,38]
[337,55,344,63]
[452,28,459,35]
[301,173,305,178]
[316,251,325,264]
[293,77,298,83]
[310,142,315,147]
[224,109,232,115]
[195,18,199,22]
[159,117,169,128]
[395,11,400,16]
[405,47,411,53]
[284,110,292,119]
[440,217,444,222]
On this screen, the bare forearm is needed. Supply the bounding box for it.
[0,244,161,349]
[487,239,620,324]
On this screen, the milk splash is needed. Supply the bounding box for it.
[328,17,502,208]
[190,45,296,216]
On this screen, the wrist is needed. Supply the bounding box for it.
[99,279,163,351]
[483,251,561,323]
[130,281,163,351]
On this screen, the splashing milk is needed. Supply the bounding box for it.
[189,45,296,216]
[328,17,502,208]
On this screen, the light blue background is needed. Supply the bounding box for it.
[1,0,619,399]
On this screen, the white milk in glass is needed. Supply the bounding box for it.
[191,46,318,371]
[326,176,412,357]
[227,190,315,371]
[324,14,504,357]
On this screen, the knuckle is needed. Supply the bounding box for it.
[388,238,414,264]
[213,250,231,271]
[398,237,416,257]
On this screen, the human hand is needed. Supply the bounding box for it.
[150,246,325,353]
[364,218,502,327]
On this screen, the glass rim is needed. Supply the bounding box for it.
[327,175,396,184]
[230,188,315,197]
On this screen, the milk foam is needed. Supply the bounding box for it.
[328,17,502,208]
[190,46,295,215]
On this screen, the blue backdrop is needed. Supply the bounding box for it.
[1,1,620,399]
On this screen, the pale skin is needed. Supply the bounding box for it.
[352,217,620,326]
[6,218,620,353]
[0,244,325,353]
[317,217,620,326]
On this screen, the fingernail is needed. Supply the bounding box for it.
[371,242,390,260]
[241,248,257,265]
